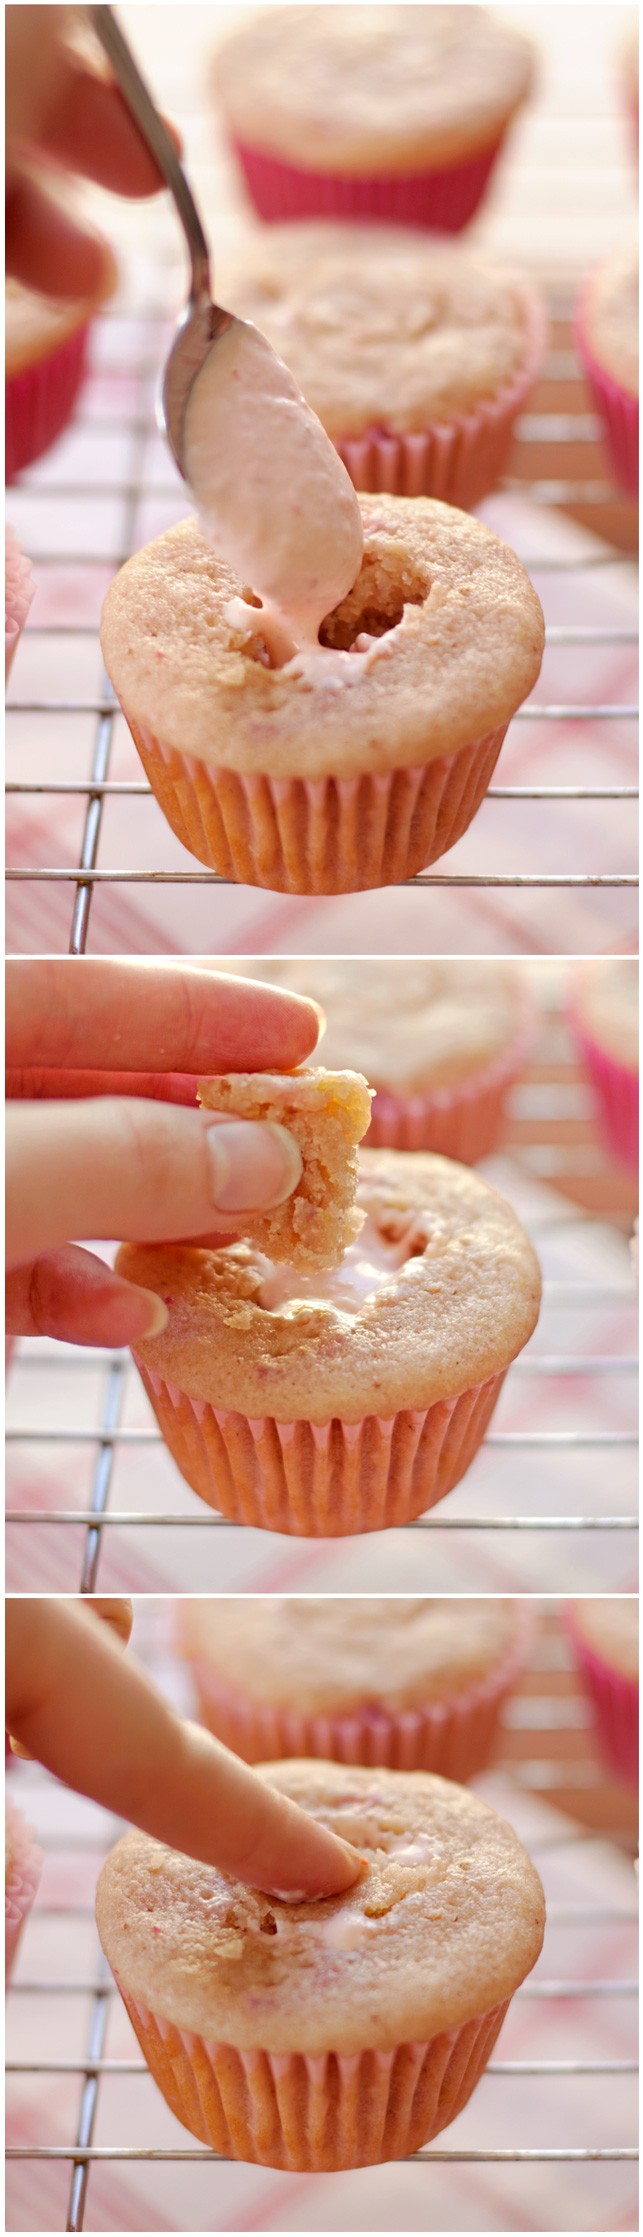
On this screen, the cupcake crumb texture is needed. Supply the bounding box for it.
[197,1066,373,1270]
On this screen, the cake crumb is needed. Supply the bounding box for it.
[197,1066,373,1271]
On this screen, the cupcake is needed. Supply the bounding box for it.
[5,525,34,682]
[116,1147,542,1538]
[225,959,534,1163]
[221,227,545,507]
[6,267,114,482]
[197,1066,373,1269]
[568,959,638,1171]
[575,249,638,500]
[213,5,536,234]
[100,496,544,896]
[96,1761,545,2171]
[566,1599,638,1789]
[178,1597,530,1780]
[5,1802,41,1984]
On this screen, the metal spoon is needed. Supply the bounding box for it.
[89,3,233,478]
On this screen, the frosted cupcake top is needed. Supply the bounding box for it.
[178,1596,524,1715]
[571,1598,638,1682]
[96,1763,545,2054]
[583,250,638,399]
[222,229,542,436]
[573,959,638,1074]
[117,1147,542,1423]
[213,6,536,172]
[100,496,544,785]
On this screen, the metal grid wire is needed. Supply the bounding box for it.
[5,1617,638,2233]
[4,282,638,952]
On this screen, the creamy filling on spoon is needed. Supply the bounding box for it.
[183,316,365,668]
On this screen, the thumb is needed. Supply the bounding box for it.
[6,1100,302,1270]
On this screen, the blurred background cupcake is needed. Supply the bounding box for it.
[566,1599,638,1789]
[5,524,34,682]
[212,4,536,232]
[217,958,535,1163]
[6,264,115,482]
[221,227,545,507]
[177,1595,530,1780]
[5,1801,42,1984]
[575,247,638,498]
[568,958,638,1172]
[618,18,639,158]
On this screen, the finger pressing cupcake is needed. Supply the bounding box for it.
[117,1146,541,1537]
[96,1761,545,2171]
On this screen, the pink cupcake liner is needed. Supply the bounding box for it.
[575,295,638,500]
[114,1977,509,2169]
[187,1612,531,1778]
[335,293,546,508]
[565,1611,638,1789]
[5,1802,42,1985]
[6,320,90,483]
[366,998,534,1163]
[5,525,34,681]
[568,1006,638,1171]
[231,131,507,233]
[134,1363,506,1537]
[125,712,507,894]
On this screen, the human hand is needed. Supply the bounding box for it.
[6,1600,362,1901]
[6,4,181,299]
[6,957,321,1347]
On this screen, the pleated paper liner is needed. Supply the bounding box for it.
[133,1364,506,1537]
[113,1979,509,2170]
[123,715,507,895]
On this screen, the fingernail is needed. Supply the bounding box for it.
[136,1290,169,1338]
[204,1119,303,1212]
[311,1000,326,1044]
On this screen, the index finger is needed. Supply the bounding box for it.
[5,959,322,1077]
[6,1601,361,1901]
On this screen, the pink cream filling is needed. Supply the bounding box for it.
[253,1209,432,1318]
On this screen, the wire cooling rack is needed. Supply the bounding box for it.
[5,282,638,958]
[5,1610,638,2235]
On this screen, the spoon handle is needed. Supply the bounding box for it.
[89,3,211,309]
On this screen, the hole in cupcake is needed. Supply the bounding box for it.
[319,550,429,653]
[260,1910,278,1935]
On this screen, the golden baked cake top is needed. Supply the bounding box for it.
[117,1146,542,1423]
[222,228,541,436]
[213,6,536,173]
[100,497,545,784]
[177,1596,524,1715]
